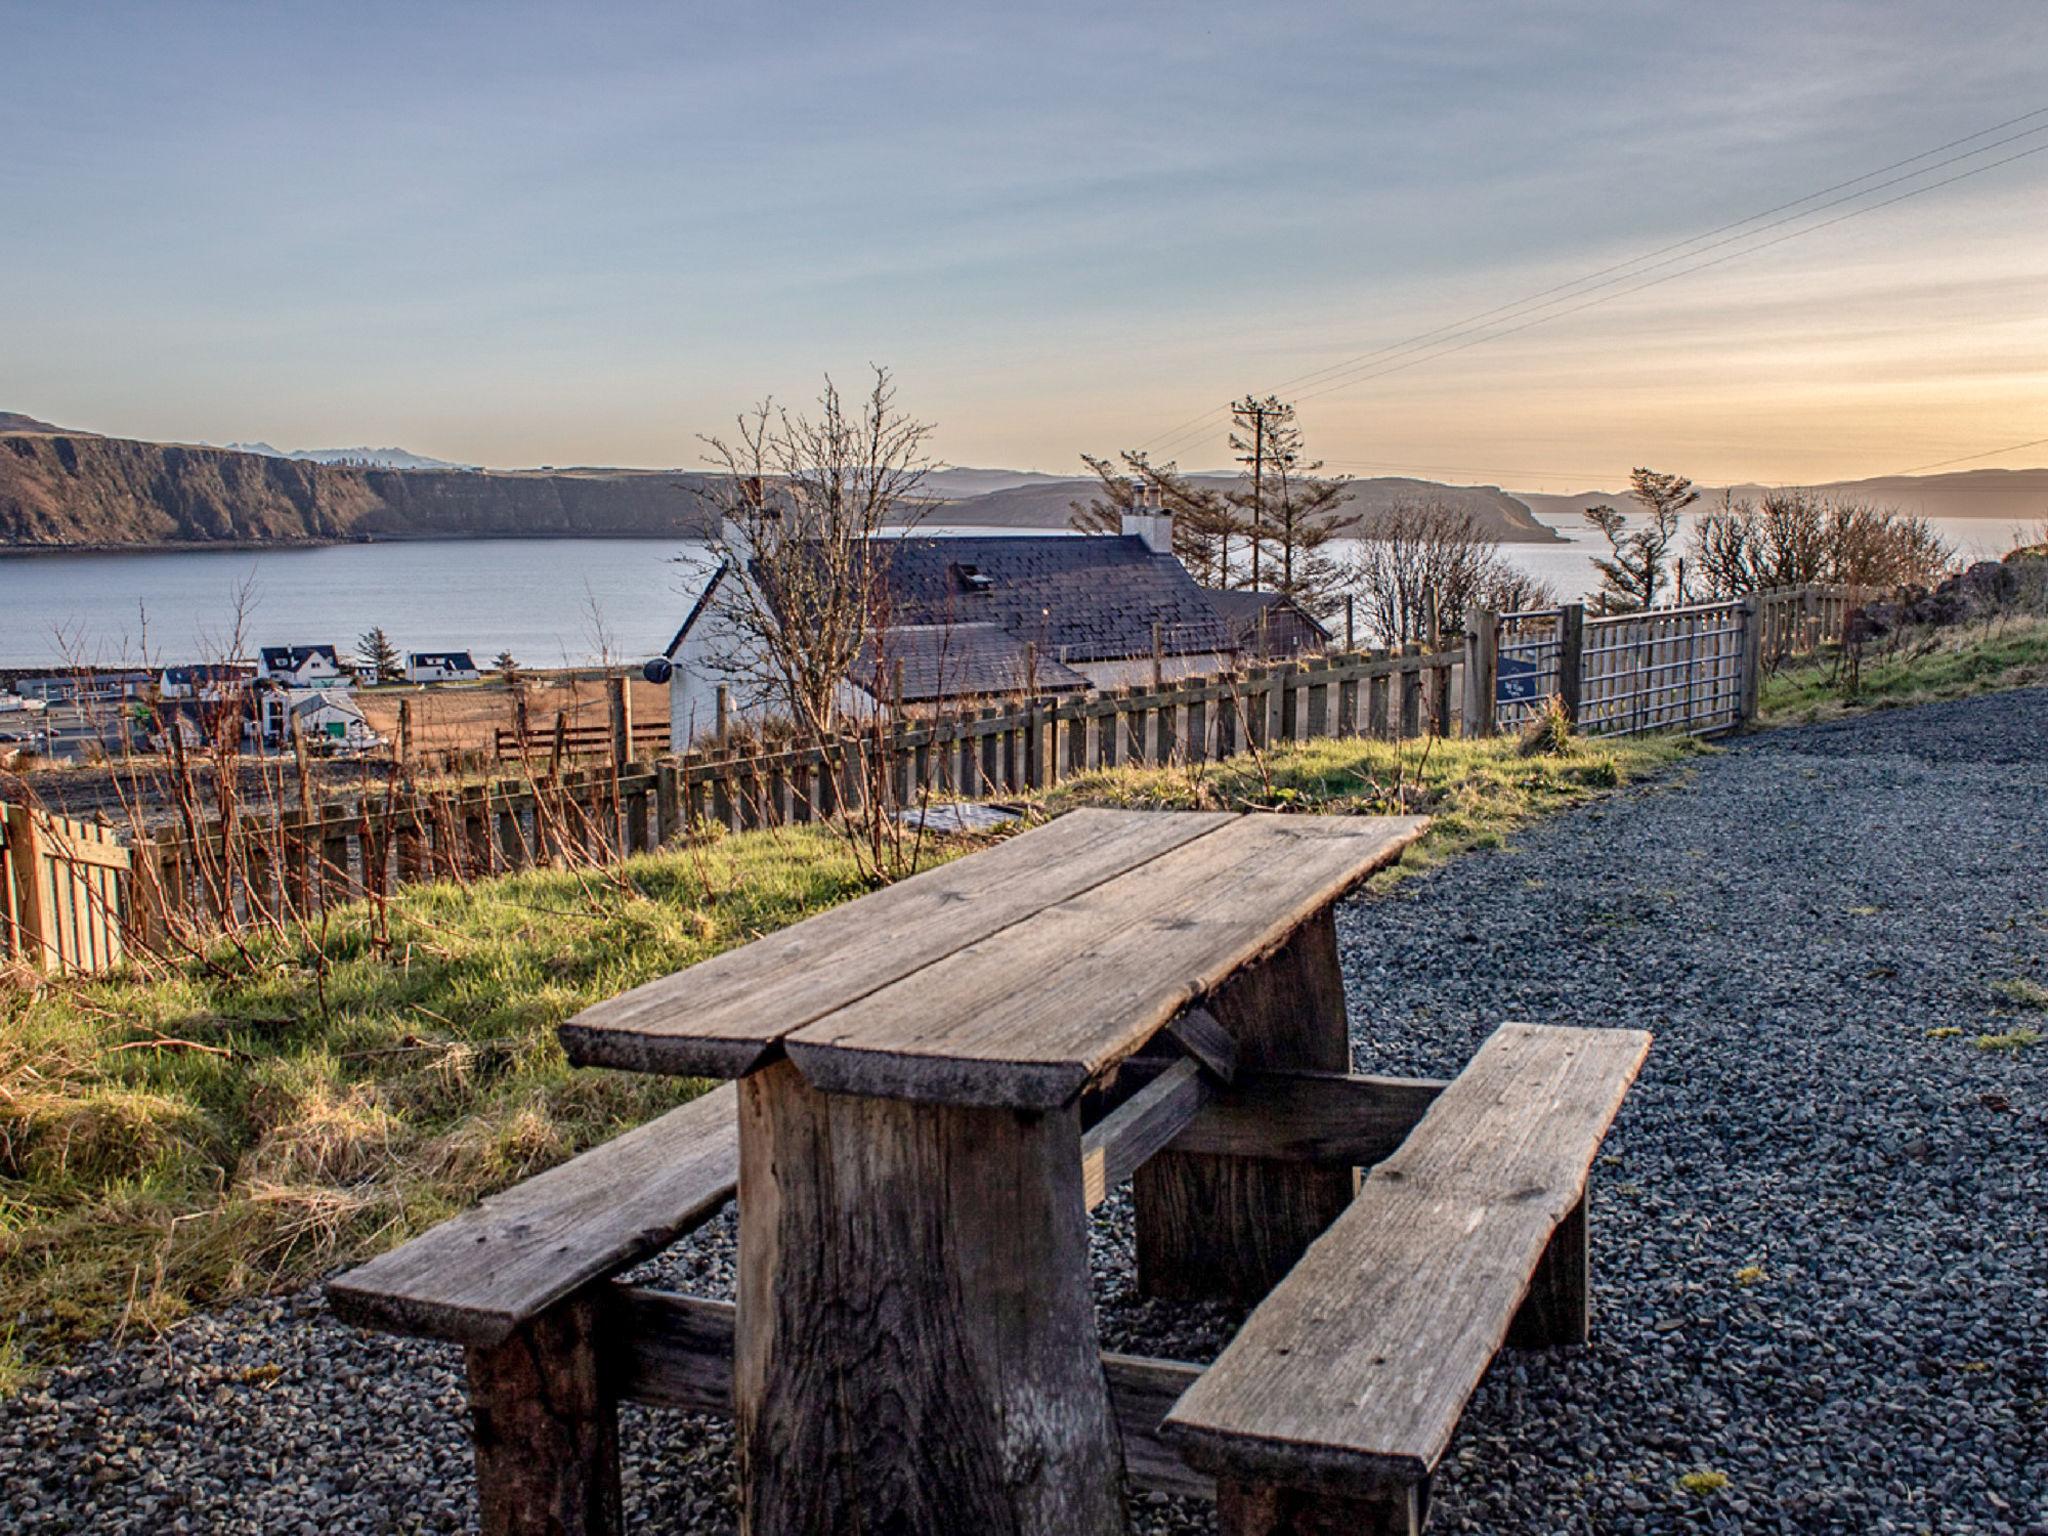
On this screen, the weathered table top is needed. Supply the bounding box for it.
[560,809,1426,1108]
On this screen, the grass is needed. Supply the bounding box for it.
[1760,612,2048,725]
[1037,729,1704,877]
[0,726,1699,1381]
[0,825,974,1372]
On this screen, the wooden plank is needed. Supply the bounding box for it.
[465,1294,620,1536]
[326,1082,739,1347]
[609,1286,1213,1499]
[559,809,1234,1078]
[1079,1058,1209,1209]
[782,815,1426,1108]
[734,1059,1124,1536]
[1163,1023,1651,1493]
[1161,1067,1446,1165]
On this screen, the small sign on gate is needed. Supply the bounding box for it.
[1495,655,1546,705]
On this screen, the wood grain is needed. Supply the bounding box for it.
[609,1285,1213,1500]
[1080,1058,1209,1209]
[559,808,1232,1077]
[1163,1023,1650,1492]
[326,1083,738,1348]
[783,815,1425,1107]
[734,1059,1125,1536]
[464,1294,621,1536]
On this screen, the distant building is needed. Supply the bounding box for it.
[159,662,257,700]
[258,644,347,690]
[1206,590,1333,659]
[265,689,378,752]
[661,493,1237,746]
[405,651,480,684]
[13,670,153,704]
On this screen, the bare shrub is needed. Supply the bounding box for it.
[1690,490,1953,596]
[1346,499,1556,647]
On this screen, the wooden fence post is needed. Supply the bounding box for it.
[608,677,632,769]
[1738,594,1764,723]
[1556,603,1585,725]
[4,802,49,973]
[1461,607,1498,738]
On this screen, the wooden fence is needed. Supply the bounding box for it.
[1,801,130,975]
[1480,585,1851,740]
[4,582,1861,970]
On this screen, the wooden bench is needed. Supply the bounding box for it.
[1163,1023,1650,1534]
[327,809,1648,1535]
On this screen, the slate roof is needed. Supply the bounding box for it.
[260,644,341,671]
[868,535,1233,663]
[1206,589,1333,643]
[851,624,1092,703]
[162,663,256,687]
[408,652,477,671]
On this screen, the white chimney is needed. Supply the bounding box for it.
[1120,480,1174,555]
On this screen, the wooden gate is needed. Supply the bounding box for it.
[1,802,131,975]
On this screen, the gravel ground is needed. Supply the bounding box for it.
[5,689,2045,1533]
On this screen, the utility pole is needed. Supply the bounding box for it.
[1231,396,1274,592]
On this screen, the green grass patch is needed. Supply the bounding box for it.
[1760,614,2048,725]
[0,825,972,1366]
[1038,730,1703,877]
[1990,977,2048,1011]
[1974,1029,2041,1055]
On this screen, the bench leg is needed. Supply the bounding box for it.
[734,1059,1125,1536]
[1218,1476,1430,1536]
[463,1294,622,1536]
[1508,1190,1589,1348]
[1133,907,1357,1302]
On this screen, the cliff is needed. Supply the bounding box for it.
[0,432,722,548]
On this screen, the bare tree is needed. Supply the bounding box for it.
[1068,450,1242,586]
[1689,488,1952,595]
[1585,466,1698,613]
[696,367,937,742]
[1346,499,1555,647]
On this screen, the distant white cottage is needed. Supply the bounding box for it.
[260,689,378,752]
[406,651,480,684]
[259,644,347,690]
[658,498,1242,748]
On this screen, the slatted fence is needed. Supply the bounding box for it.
[1,801,130,975]
[1488,585,1851,739]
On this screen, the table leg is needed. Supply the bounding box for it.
[1133,906,1358,1302]
[735,1059,1126,1536]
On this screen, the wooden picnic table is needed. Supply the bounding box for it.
[334,805,1649,1536]
[559,808,1425,1536]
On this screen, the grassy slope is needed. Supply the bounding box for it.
[1761,613,2048,724]
[0,729,1694,1383]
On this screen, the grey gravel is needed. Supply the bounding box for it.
[4,688,2044,1533]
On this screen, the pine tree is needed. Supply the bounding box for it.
[356,627,402,684]
[1067,451,1243,586]
[493,649,522,688]
[1584,467,1698,613]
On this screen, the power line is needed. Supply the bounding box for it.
[1137,104,2048,462]
[1891,434,2048,475]
[1284,140,2048,408]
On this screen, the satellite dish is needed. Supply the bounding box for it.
[641,656,673,684]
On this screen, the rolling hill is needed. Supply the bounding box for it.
[1517,469,2048,526]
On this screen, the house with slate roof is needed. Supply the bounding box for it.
[660,495,1240,746]
[1207,590,1333,659]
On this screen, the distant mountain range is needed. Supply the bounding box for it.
[926,474,1565,543]
[222,442,477,472]
[3,410,2042,551]
[1518,470,2048,528]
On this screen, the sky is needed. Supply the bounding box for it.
[2,0,2045,491]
